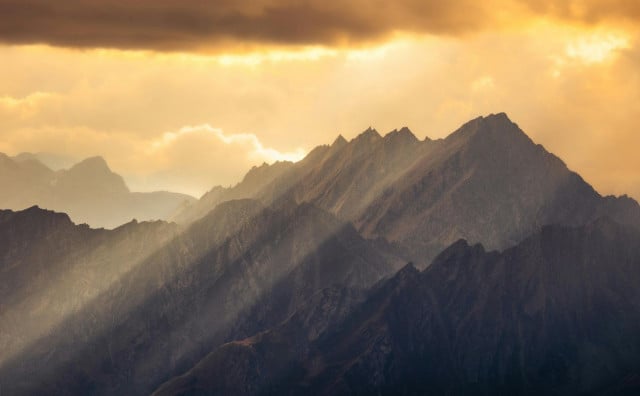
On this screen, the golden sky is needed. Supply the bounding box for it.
[0,0,639,198]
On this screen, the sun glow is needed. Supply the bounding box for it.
[565,32,630,64]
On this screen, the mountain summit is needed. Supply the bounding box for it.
[176,113,640,265]
[56,156,130,196]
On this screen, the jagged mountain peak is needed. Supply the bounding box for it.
[353,126,381,142]
[68,156,111,173]
[484,111,511,122]
[449,111,530,144]
[481,112,527,136]
[242,160,292,183]
[394,261,420,279]
[383,126,419,143]
[12,152,43,164]
[204,185,226,195]
[428,239,489,271]
[0,205,75,229]
[0,152,54,179]
[0,152,18,168]
[12,152,77,170]
[332,134,348,147]
[54,155,130,197]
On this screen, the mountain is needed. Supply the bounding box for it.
[352,113,639,262]
[0,200,404,395]
[0,154,196,228]
[173,160,294,223]
[53,156,130,197]
[0,206,179,380]
[13,151,78,170]
[0,152,55,207]
[175,113,640,266]
[3,113,640,396]
[154,219,640,396]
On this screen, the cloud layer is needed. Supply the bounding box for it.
[0,5,639,199]
[0,122,305,197]
[1,0,639,51]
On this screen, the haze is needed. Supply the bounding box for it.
[0,0,639,198]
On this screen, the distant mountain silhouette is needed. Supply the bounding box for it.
[154,219,640,396]
[0,154,195,228]
[13,151,78,170]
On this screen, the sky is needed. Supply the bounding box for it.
[0,0,639,198]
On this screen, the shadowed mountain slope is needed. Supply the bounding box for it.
[0,199,403,395]
[155,219,640,396]
[0,206,179,379]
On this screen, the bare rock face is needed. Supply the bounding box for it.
[154,219,640,396]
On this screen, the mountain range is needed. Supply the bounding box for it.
[175,113,639,265]
[1,113,639,395]
[0,153,195,228]
[154,219,640,396]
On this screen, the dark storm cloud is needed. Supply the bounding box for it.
[0,0,637,52]
[0,0,491,51]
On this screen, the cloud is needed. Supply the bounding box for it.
[154,125,305,163]
[137,125,306,196]
[0,123,306,197]
[565,32,630,63]
[1,24,639,200]
[0,1,639,52]
[128,125,304,196]
[0,0,485,51]
[0,92,57,119]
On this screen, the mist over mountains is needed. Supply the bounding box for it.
[1,113,640,395]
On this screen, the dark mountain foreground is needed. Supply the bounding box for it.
[0,200,403,395]
[155,219,640,396]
